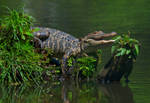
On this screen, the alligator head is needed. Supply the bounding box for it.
[80,31,117,51]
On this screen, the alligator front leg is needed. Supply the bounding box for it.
[62,50,73,76]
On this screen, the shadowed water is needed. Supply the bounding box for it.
[0,0,150,103]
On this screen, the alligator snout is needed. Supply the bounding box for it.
[110,32,117,36]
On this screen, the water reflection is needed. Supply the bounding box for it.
[99,83,134,103]
[61,81,135,103]
[0,81,134,103]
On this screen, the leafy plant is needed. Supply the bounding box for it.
[0,8,33,43]
[67,57,74,67]
[112,34,140,59]
[77,56,96,77]
[0,8,43,84]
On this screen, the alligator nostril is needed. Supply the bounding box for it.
[111,32,117,35]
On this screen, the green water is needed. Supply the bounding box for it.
[0,0,150,103]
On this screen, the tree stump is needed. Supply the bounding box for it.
[97,55,133,83]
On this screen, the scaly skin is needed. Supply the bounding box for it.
[32,27,117,75]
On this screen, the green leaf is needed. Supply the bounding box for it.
[117,48,123,52]
[21,35,25,40]
[116,52,121,57]
[121,48,126,56]
[112,35,121,41]
[97,49,102,54]
[19,27,23,34]
[126,50,131,55]
[134,44,139,55]
[25,31,33,37]
[128,55,132,59]
[111,46,117,54]
[33,27,40,32]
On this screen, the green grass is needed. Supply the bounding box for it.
[0,8,43,84]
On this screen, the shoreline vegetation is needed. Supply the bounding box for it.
[0,9,140,85]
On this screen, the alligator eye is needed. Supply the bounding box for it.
[37,32,40,37]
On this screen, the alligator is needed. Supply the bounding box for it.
[32,27,117,75]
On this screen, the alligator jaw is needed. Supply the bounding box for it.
[84,31,117,40]
[82,31,117,46]
[86,39,115,46]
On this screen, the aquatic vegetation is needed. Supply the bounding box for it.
[66,51,102,79]
[77,56,97,78]
[0,8,43,84]
[112,34,140,59]
[67,55,97,79]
